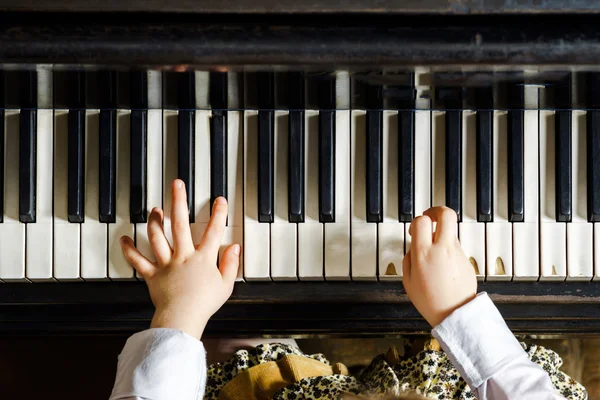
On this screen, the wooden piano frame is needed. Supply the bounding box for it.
[1,6,600,336]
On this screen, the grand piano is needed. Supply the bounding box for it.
[1,2,600,337]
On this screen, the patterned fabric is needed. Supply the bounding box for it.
[205,341,587,400]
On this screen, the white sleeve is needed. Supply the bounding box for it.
[431,292,566,400]
[109,328,207,400]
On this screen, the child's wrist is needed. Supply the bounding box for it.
[150,307,209,340]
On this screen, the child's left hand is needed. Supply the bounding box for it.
[119,179,240,339]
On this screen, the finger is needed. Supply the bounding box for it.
[171,179,195,255]
[147,207,172,266]
[198,196,228,255]
[120,236,157,279]
[219,243,241,285]
[409,215,433,251]
[423,206,458,243]
[402,250,412,282]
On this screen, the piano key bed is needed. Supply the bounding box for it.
[3,11,600,335]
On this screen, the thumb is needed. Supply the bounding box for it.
[219,243,241,284]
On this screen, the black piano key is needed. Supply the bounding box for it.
[0,109,3,223]
[318,76,336,223]
[178,71,195,222]
[130,110,147,223]
[445,110,462,221]
[555,110,572,222]
[257,72,275,223]
[178,110,195,223]
[98,70,117,223]
[210,71,228,210]
[476,110,493,222]
[19,71,37,223]
[587,73,600,222]
[588,110,600,222]
[554,74,572,222]
[288,72,305,223]
[68,110,85,223]
[210,112,227,208]
[507,109,525,222]
[366,83,383,223]
[67,71,86,223]
[398,110,414,222]
[130,71,148,223]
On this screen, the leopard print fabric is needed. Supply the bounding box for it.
[205,342,587,400]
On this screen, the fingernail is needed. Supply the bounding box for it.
[175,179,183,189]
[233,244,240,256]
[216,197,227,205]
[120,236,126,244]
[152,207,161,213]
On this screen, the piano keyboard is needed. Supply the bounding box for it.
[1,67,599,283]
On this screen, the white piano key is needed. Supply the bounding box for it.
[539,110,567,280]
[243,110,270,281]
[379,110,404,281]
[191,110,211,247]
[81,111,108,280]
[135,109,163,277]
[107,111,135,279]
[567,110,592,280]
[460,111,485,280]
[351,110,377,281]
[324,87,350,281]
[219,109,244,281]
[270,111,297,281]
[486,111,512,281]
[26,108,54,281]
[298,110,324,280]
[195,71,209,109]
[406,110,432,254]
[53,110,81,280]
[431,110,446,207]
[513,85,540,281]
[0,111,25,281]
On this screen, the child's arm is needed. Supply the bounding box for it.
[109,179,240,400]
[403,206,566,400]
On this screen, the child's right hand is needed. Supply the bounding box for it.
[402,206,477,327]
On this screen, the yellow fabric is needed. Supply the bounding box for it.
[218,354,348,400]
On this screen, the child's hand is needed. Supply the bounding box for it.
[402,206,477,327]
[120,179,240,339]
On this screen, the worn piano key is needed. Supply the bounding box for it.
[0,111,26,280]
[319,75,336,223]
[178,71,195,222]
[27,67,54,281]
[555,74,572,222]
[366,83,383,223]
[513,81,540,280]
[568,109,593,280]
[54,110,81,280]
[540,110,567,280]
[129,70,148,223]
[351,109,377,280]
[379,110,404,281]
[108,111,135,279]
[67,71,86,223]
[210,71,228,209]
[507,82,525,222]
[398,110,414,222]
[587,73,600,222]
[475,85,493,223]
[486,110,513,280]
[19,71,37,223]
[288,71,305,222]
[98,70,117,223]
[257,72,275,223]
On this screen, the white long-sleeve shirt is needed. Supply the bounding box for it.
[109,292,566,400]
